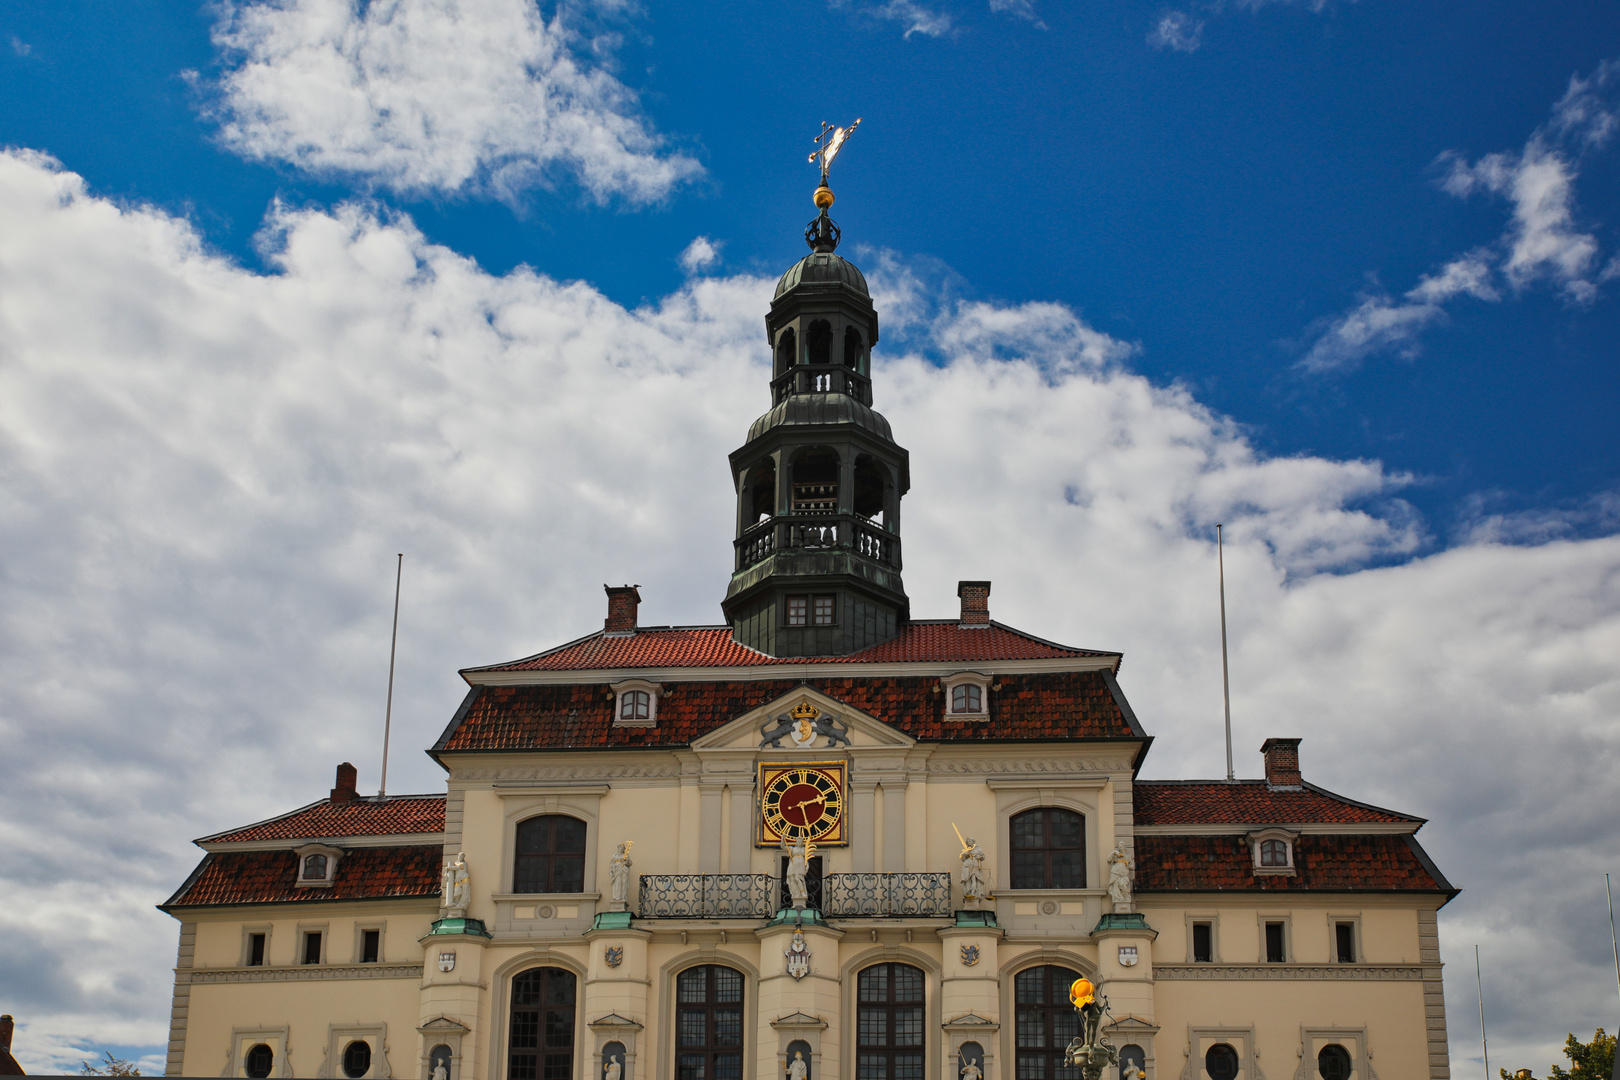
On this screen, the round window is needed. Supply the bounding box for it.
[1205,1043,1239,1080]
[342,1041,372,1079]
[244,1044,274,1079]
[1318,1044,1353,1080]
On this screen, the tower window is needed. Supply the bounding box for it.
[620,690,650,720]
[843,326,863,369]
[813,596,835,625]
[951,684,982,713]
[806,320,832,365]
[776,328,796,377]
[787,596,808,625]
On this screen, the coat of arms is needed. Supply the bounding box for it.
[604,946,625,968]
[785,930,811,980]
[959,944,980,967]
[437,950,456,973]
[1117,945,1138,967]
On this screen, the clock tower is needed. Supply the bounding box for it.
[722,173,911,656]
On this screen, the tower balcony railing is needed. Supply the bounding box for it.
[771,365,871,406]
[734,514,901,571]
[636,872,953,919]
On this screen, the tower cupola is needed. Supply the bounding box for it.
[723,121,911,657]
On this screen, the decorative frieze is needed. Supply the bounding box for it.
[189,963,423,984]
[1155,964,1424,981]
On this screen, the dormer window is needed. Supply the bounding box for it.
[941,672,991,721]
[1247,828,1298,875]
[293,843,343,887]
[610,679,660,727]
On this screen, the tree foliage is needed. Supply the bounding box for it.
[79,1051,142,1076]
[1500,1029,1616,1080]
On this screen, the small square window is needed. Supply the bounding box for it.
[619,690,650,720]
[1335,922,1356,964]
[360,928,381,964]
[951,684,983,713]
[302,853,328,879]
[247,932,266,967]
[787,596,808,625]
[302,931,323,965]
[1192,922,1213,962]
[1264,922,1286,963]
[812,595,835,625]
[1259,839,1289,866]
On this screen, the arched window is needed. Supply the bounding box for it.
[1010,808,1086,889]
[951,685,982,714]
[747,460,776,522]
[843,327,862,369]
[806,320,832,365]
[302,854,327,879]
[1259,839,1289,866]
[1014,965,1081,1079]
[342,1041,372,1079]
[791,449,839,514]
[853,456,885,523]
[1205,1044,1240,1080]
[509,967,575,1080]
[514,815,586,893]
[619,691,650,721]
[1318,1045,1352,1080]
[675,965,743,1080]
[857,963,924,1079]
[776,329,797,377]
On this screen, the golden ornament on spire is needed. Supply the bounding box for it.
[809,117,862,207]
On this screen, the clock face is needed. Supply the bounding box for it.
[759,762,846,844]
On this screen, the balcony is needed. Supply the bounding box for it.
[636,872,953,919]
[734,514,901,572]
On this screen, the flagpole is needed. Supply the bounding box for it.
[1476,945,1489,1080]
[379,553,402,798]
[1217,524,1234,781]
[1608,874,1620,1080]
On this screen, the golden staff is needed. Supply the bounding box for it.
[952,822,971,853]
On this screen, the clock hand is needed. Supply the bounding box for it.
[782,792,827,814]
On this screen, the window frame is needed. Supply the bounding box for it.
[812,594,836,626]
[1009,806,1088,890]
[1246,827,1298,876]
[355,924,383,964]
[787,595,808,626]
[1330,915,1362,964]
[507,966,577,1080]
[673,964,746,1080]
[512,814,588,895]
[940,671,991,721]
[856,962,926,1080]
[1012,963,1084,1080]
[300,927,326,966]
[293,842,343,887]
[241,925,271,968]
[1259,915,1291,964]
[610,679,660,728]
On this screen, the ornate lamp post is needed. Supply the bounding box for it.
[1063,978,1120,1080]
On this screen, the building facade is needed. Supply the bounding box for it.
[161,192,1456,1080]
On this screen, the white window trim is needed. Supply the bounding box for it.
[1328,914,1363,964]
[1294,1026,1371,1080]
[941,671,993,722]
[610,679,661,727]
[1188,1026,1257,1080]
[229,1027,291,1079]
[241,924,272,967]
[297,922,330,965]
[1259,914,1293,964]
[354,922,385,964]
[319,1024,392,1080]
[1247,827,1299,876]
[294,842,344,887]
[1185,913,1220,964]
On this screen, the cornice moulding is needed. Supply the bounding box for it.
[464,655,1121,687]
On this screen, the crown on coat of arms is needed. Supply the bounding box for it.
[791,701,818,721]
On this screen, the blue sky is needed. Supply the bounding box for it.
[0,0,1617,1073]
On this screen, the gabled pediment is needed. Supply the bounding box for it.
[690,685,914,753]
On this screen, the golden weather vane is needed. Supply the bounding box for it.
[808,118,862,208]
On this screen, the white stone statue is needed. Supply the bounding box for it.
[431,1063,448,1080]
[608,841,634,909]
[1106,842,1134,912]
[957,1053,982,1080]
[781,835,810,909]
[958,836,987,908]
[441,852,472,917]
[787,1050,809,1080]
[603,1058,621,1080]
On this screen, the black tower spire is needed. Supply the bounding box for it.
[723,130,910,656]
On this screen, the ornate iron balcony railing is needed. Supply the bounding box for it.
[734,514,901,571]
[637,874,776,918]
[822,872,954,917]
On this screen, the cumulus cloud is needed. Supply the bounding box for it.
[1304,60,1617,371]
[988,0,1045,28]
[205,0,702,204]
[1148,11,1204,52]
[679,235,721,274]
[0,150,1617,1072]
[873,0,953,38]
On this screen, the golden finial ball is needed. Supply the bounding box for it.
[814,185,835,209]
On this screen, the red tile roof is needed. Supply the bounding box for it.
[201,795,446,843]
[164,846,442,907]
[436,671,1144,752]
[1134,833,1454,894]
[1133,781,1417,826]
[470,622,1117,674]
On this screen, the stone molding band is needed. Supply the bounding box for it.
[185,963,423,984]
[1155,964,1424,981]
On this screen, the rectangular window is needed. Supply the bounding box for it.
[1192,922,1213,962]
[787,596,808,626]
[247,932,266,967]
[302,931,323,965]
[812,595,835,625]
[1336,922,1356,963]
[360,928,381,964]
[1264,921,1286,963]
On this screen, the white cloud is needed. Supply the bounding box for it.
[1148,11,1204,52]
[988,0,1045,28]
[874,0,953,38]
[9,35,30,56]
[0,150,1617,1073]
[205,0,702,204]
[1305,61,1617,370]
[679,235,721,274]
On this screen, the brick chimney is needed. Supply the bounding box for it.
[957,580,991,628]
[0,1015,13,1055]
[604,584,641,634]
[0,1013,20,1078]
[329,762,358,804]
[1261,738,1303,790]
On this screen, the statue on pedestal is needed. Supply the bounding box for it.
[786,1050,809,1080]
[953,824,987,908]
[1106,843,1134,913]
[956,1052,983,1080]
[781,835,811,909]
[608,841,634,910]
[440,852,472,918]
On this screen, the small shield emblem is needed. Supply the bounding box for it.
[960,944,980,967]
[604,946,625,968]
[1117,945,1138,967]
[438,950,456,972]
